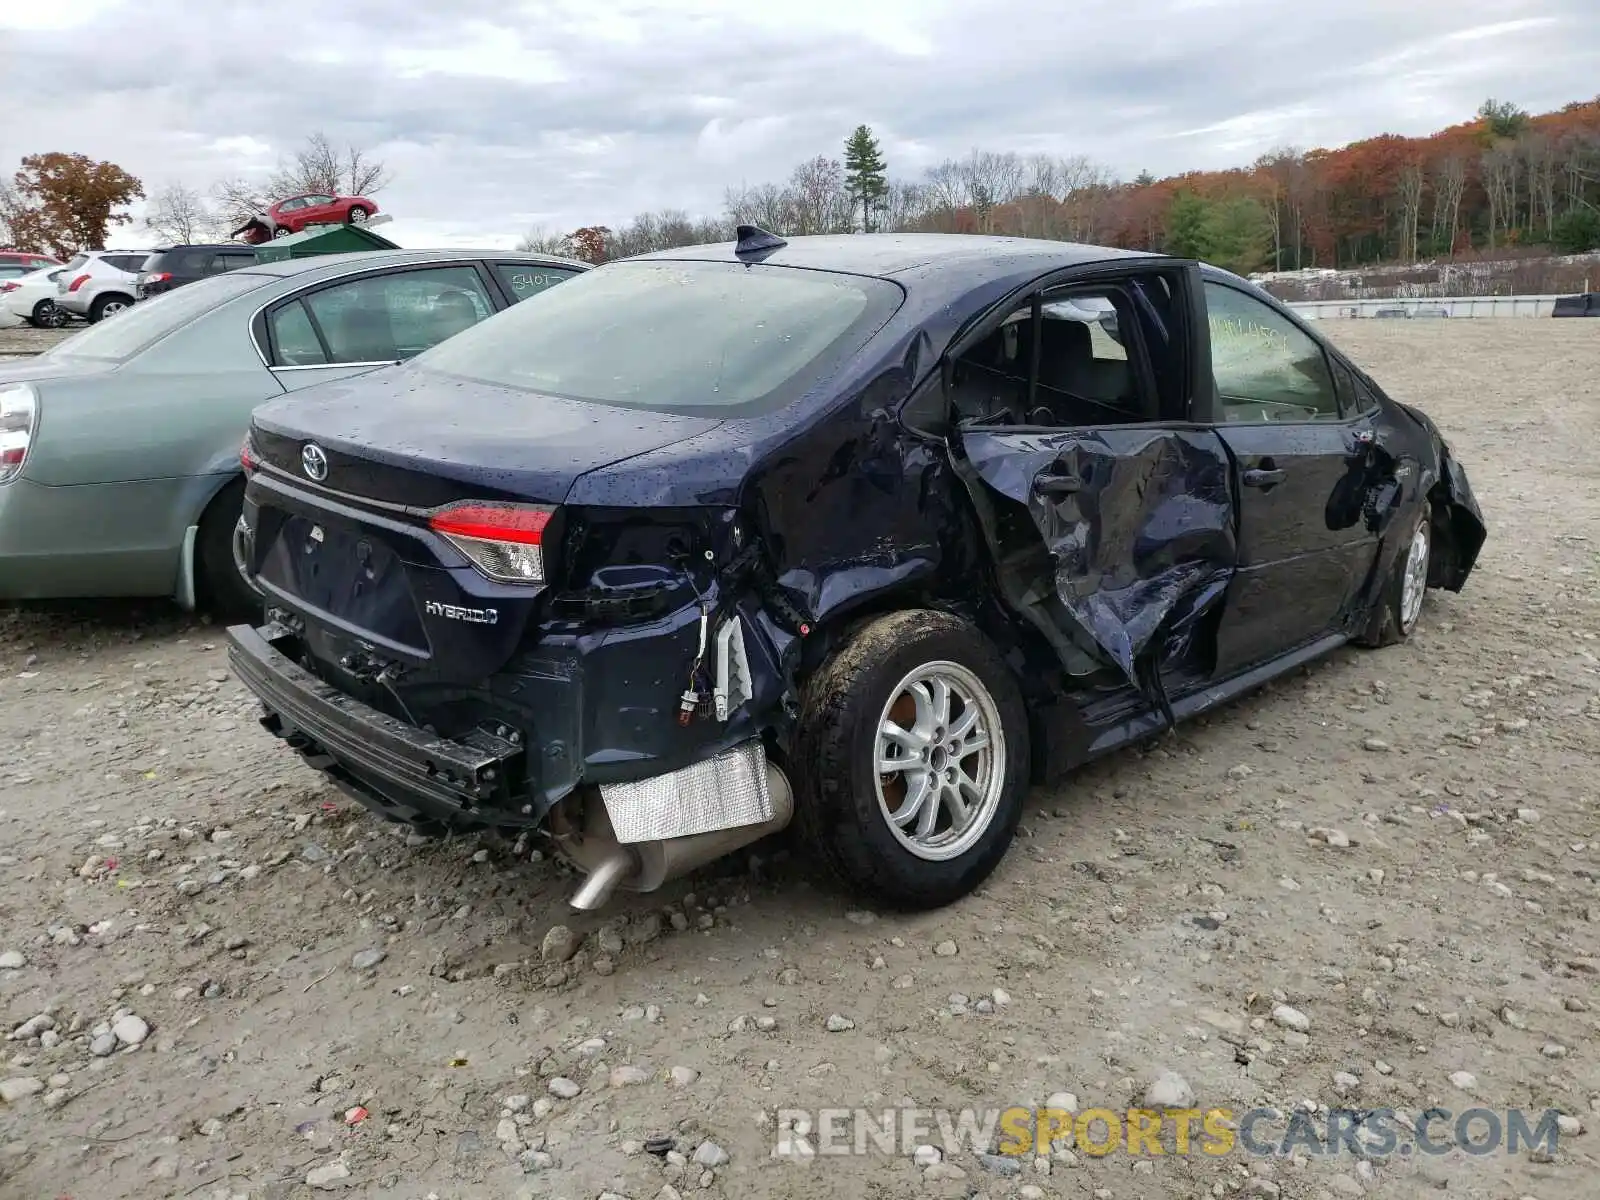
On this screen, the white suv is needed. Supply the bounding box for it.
[56,250,153,323]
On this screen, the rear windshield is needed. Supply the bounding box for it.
[48,271,273,362]
[413,258,904,416]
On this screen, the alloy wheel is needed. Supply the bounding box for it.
[873,660,1006,862]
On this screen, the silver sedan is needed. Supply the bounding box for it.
[0,248,586,615]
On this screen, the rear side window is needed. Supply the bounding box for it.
[491,262,580,303]
[107,254,150,273]
[268,302,327,366]
[416,259,904,417]
[269,266,496,367]
[210,253,252,274]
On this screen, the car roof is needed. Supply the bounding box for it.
[234,247,589,281]
[150,243,260,254]
[629,232,1164,282]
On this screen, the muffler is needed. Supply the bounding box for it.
[554,741,794,911]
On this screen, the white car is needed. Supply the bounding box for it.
[55,249,153,323]
[0,264,71,329]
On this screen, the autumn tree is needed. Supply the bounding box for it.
[843,125,888,232]
[6,152,144,256]
[568,95,1600,277]
[566,226,611,264]
[143,183,216,244]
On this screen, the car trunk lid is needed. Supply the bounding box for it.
[243,366,721,683]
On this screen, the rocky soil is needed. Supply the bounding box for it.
[0,324,71,359]
[0,319,1596,1199]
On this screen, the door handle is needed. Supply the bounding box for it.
[1034,474,1083,495]
[1243,468,1286,488]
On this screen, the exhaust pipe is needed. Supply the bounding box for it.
[558,753,794,911]
[568,846,635,912]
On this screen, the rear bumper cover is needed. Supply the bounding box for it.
[227,621,527,826]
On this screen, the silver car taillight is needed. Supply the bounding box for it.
[0,383,38,485]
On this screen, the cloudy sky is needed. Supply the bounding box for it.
[2,0,1597,248]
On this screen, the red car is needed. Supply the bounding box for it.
[264,192,379,238]
[0,249,63,274]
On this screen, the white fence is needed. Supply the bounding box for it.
[1286,295,1562,320]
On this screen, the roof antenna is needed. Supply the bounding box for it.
[734,224,787,259]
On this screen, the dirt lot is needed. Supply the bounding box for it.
[1,320,1596,1200]
[0,324,73,360]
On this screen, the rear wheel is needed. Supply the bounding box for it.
[88,293,131,323]
[347,205,371,223]
[195,477,262,623]
[792,610,1029,910]
[29,300,68,329]
[1357,507,1432,647]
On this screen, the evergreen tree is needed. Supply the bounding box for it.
[843,125,888,233]
[1163,191,1210,258]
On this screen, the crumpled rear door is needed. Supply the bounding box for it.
[957,425,1237,699]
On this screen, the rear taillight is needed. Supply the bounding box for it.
[67,274,91,292]
[239,436,257,474]
[0,282,18,293]
[428,501,553,585]
[145,272,172,284]
[0,383,40,484]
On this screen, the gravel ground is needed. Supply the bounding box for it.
[0,324,74,360]
[0,319,1596,1200]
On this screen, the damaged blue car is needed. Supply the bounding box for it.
[224,230,1487,912]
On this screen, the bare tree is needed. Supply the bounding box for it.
[1559,133,1600,214]
[1394,162,1424,262]
[143,183,216,244]
[958,150,1026,231]
[787,156,849,235]
[515,226,572,255]
[724,182,793,232]
[880,180,929,233]
[1428,155,1467,256]
[268,131,390,199]
[0,179,23,246]
[1519,134,1560,239]
[1480,146,1518,250]
[1255,148,1309,268]
[210,177,270,233]
[1057,156,1115,242]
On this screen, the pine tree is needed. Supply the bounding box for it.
[843,125,888,233]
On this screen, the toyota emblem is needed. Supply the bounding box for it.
[301,442,329,482]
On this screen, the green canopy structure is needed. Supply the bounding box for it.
[252,223,401,263]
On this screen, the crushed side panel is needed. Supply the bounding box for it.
[960,426,1236,694]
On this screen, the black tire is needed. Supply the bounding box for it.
[792,609,1030,910]
[195,477,262,623]
[1355,505,1432,648]
[347,205,371,223]
[88,293,132,323]
[29,300,67,329]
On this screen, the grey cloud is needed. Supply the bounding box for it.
[2,0,1596,239]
